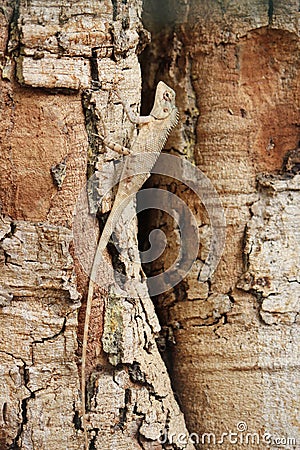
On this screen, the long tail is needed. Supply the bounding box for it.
[81,277,94,449]
[81,190,132,448]
[81,165,153,446]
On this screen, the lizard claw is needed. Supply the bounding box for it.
[91,132,105,140]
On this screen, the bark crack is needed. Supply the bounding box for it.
[268,0,274,25]
[32,317,67,344]
[6,0,20,56]
[0,351,33,450]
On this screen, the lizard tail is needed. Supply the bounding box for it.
[90,194,129,280]
[81,277,94,449]
[81,193,130,448]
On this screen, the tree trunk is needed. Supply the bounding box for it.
[0,1,299,450]
[141,1,300,448]
[0,1,192,449]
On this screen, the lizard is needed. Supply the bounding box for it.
[81,81,179,448]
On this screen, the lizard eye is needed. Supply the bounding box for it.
[163,91,172,101]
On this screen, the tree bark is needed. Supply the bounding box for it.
[141,1,300,448]
[1,1,299,450]
[0,1,193,449]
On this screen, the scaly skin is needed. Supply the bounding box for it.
[81,81,179,448]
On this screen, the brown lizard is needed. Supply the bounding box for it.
[81,81,179,448]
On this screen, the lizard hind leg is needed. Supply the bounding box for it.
[102,138,131,156]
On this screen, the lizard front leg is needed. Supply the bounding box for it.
[114,90,154,125]
[94,106,131,155]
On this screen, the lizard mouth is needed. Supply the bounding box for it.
[153,104,178,120]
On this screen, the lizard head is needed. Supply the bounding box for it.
[150,81,177,120]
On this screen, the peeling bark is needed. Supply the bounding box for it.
[141,0,300,447]
[0,1,195,449]
[239,171,300,325]
[1,0,299,449]
[0,217,81,449]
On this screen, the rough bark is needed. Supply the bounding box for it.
[141,1,299,449]
[0,1,193,449]
[1,1,299,450]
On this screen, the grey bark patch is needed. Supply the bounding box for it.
[238,173,300,325]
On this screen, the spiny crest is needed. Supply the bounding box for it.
[165,104,179,136]
[157,107,179,150]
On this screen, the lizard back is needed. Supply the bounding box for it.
[90,82,179,281]
[82,82,179,448]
